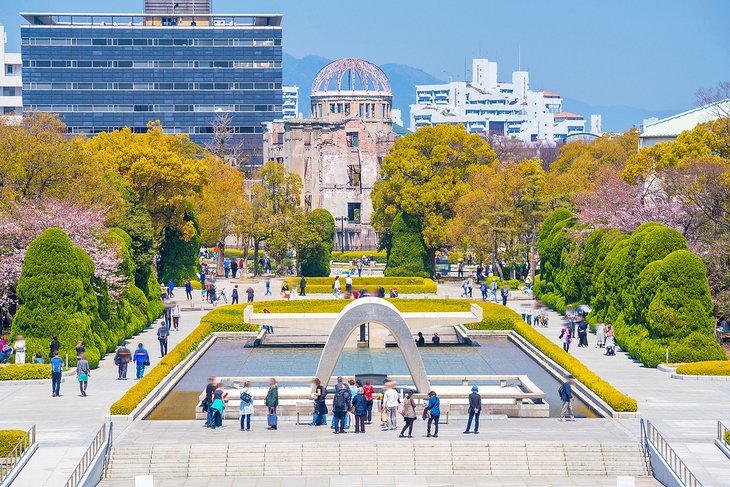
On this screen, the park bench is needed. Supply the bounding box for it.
[717,324,730,343]
[295,401,313,425]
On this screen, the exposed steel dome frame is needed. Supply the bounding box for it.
[312,58,391,95]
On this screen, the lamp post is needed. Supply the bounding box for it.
[335,216,348,251]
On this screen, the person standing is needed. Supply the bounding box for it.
[76,353,90,397]
[382,382,399,431]
[185,279,193,301]
[246,286,254,303]
[49,335,60,358]
[596,322,605,348]
[224,258,230,278]
[363,379,375,424]
[345,275,353,295]
[500,285,509,305]
[426,390,440,438]
[14,335,26,365]
[167,279,175,298]
[457,261,464,278]
[352,387,367,433]
[299,276,307,296]
[210,389,225,430]
[133,343,150,379]
[466,277,473,298]
[231,259,238,279]
[559,375,576,422]
[171,303,181,331]
[157,322,170,357]
[238,258,244,276]
[464,386,482,434]
[357,260,363,277]
[332,384,351,434]
[231,285,239,304]
[265,378,279,430]
[559,323,572,353]
[114,342,132,380]
[75,340,85,361]
[577,320,588,348]
[333,276,341,298]
[310,378,328,426]
[203,377,217,428]
[50,350,63,397]
[480,282,487,301]
[239,381,254,431]
[398,391,417,438]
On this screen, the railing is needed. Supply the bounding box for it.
[64,422,111,487]
[0,425,36,482]
[643,419,703,487]
[719,420,729,446]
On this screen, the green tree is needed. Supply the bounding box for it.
[296,209,336,277]
[157,204,202,284]
[384,213,431,278]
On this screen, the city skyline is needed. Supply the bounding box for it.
[1,0,729,118]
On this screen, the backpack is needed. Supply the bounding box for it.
[240,391,252,404]
[558,385,565,399]
[333,389,347,410]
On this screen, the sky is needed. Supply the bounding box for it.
[2,0,729,114]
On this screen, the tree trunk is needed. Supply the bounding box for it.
[253,241,260,277]
[241,237,250,278]
[493,230,504,280]
[529,233,537,299]
[216,240,225,277]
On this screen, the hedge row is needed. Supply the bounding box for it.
[675,361,730,376]
[332,251,387,263]
[537,210,726,368]
[466,303,638,412]
[109,305,257,415]
[253,298,471,314]
[0,430,28,457]
[284,276,437,294]
[0,364,52,381]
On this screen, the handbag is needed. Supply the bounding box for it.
[267,413,278,427]
[422,408,431,420]
[381,410,388,422]
[397,403,406,416]
[78,373,88,382]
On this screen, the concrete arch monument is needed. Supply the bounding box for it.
[314,297,430,392]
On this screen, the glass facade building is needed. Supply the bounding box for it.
[20,13,282,165]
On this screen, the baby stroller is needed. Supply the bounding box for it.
[604,336,616,356]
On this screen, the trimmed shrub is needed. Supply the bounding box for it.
[385,213,431,278]
[253,298,469,314]
[675,361,730,376]
[0,364,51,380]
[506,279,521,290]
[11,229,104,367]
[331,251,387,263]
[0,430,28,457]
[285,276,437,294]
[299,209,335,277]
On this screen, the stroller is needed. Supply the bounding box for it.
[604,335,616,356]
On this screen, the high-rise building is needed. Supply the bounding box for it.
[0,25,23,118]
[144,0,212,15]
[20,10,282,165]
[282,85,299,119]
[410,58,595,143]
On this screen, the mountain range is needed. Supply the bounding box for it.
[282,53,680,133]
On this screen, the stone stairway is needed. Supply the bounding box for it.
[102,441,651,479]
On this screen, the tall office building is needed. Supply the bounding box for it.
[144,0,212,15]
[0,25,23,118]
[20,9,282,165]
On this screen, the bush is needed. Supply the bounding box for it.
[157,205,201,285]
[299,209,335,277]
[0,430,28,457]
[385,213,431,278]
[0,364,51,380]
[285,276,437,294]
[331,251,387,263]
[254,298,470,314]
[675,361,730,376]
[506,279,521,290]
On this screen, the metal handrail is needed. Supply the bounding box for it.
[0,425,35,481]
[102,422,113,479]
[64,422,108,487]
[719,421,729,446]
[643,419,703,487]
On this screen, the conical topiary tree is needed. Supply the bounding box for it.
[385,213,431,278]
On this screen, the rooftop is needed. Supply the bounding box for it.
[553,112,584,120]
[21,12,282,27]
[641,99,730,137]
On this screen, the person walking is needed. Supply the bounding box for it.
[352,387,368,433]
[425,390,441,438]
[480,282,487,301]
[264,279,271,296]
[577,320,588,348]
[224,258,231,278]
[76,353,90,397]
[231,285,239,304]
[14,335,26,365]
[238,258,244,276]
[114,342,132,380]
[231,259,238,279]
[265,378,279,430]
[363,379,375,424]
[559,323,572,353]
[464,386,482,434]
[133,343,150,379]
[333,276,341,298]
[299,276,306,296]
[185,279,193,300]
[171,303,181,331]
[466,277,473,298]
[500,285,509,305]
[50,350,63,397]
[559,375,576,422]
[74,340,85,361]
[167,279,175,298]
[49,335,60,358]
[382,381,399,431]
[310,378,328,426]
[157,322,170,357]
[398,391,417,438]
[489,279,498,303]
[332,383,351,434]
[246,286,254,303]
[210,389,225,430]
[239,381,254,431]
[596,322,605,348]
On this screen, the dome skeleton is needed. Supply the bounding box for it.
[312,58,391,95]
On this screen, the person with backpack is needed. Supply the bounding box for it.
[464,386,482,434]
[352,387,368,433]
[332,382,351,434]
[157,322,170,357]
[50,350,63,397]
[425,390,441,438]
[500,285,510,305]
[265,378,279,430]
[398,391,417,438]
[309,378,328,426]
[559,375,576,422]
[113,342,132,380]
[239,381,254,431]
[133,343,150,379]
[76,353,90,397]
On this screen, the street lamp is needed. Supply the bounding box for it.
[335,216,348,251]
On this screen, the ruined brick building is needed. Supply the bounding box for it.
[263,58,396,250]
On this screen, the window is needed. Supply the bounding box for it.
[347,165,361,188]
[5,64,14,75]
[347,203,361,223]
[276,132,284,145]
[346,131,359,148]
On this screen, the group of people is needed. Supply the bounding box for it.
[558,316,616,356]
[331,275,389,300]
[415,332,440,346]
[222,258,244,279]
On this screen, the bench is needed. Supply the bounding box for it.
[295,401,313,425]
[717,325,730,343]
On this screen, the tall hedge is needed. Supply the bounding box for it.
[384,213,431,278]
[299,209,335,277]
[11,228,104,367]
[537,210,725,367]
[157,206,201,285]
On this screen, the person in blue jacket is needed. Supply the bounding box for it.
[351,387,368,433]
[133,343,150,379]
[426,390,441,437]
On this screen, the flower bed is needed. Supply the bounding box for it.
[284,276,437,294]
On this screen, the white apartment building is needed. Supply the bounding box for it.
[410,58,595,143]
[282,85,300,119]
[0,25,22,118]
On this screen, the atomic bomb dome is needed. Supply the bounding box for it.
[310,58,393,128]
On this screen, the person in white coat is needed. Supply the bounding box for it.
[239,381,254,431]
[14,335,26,365]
